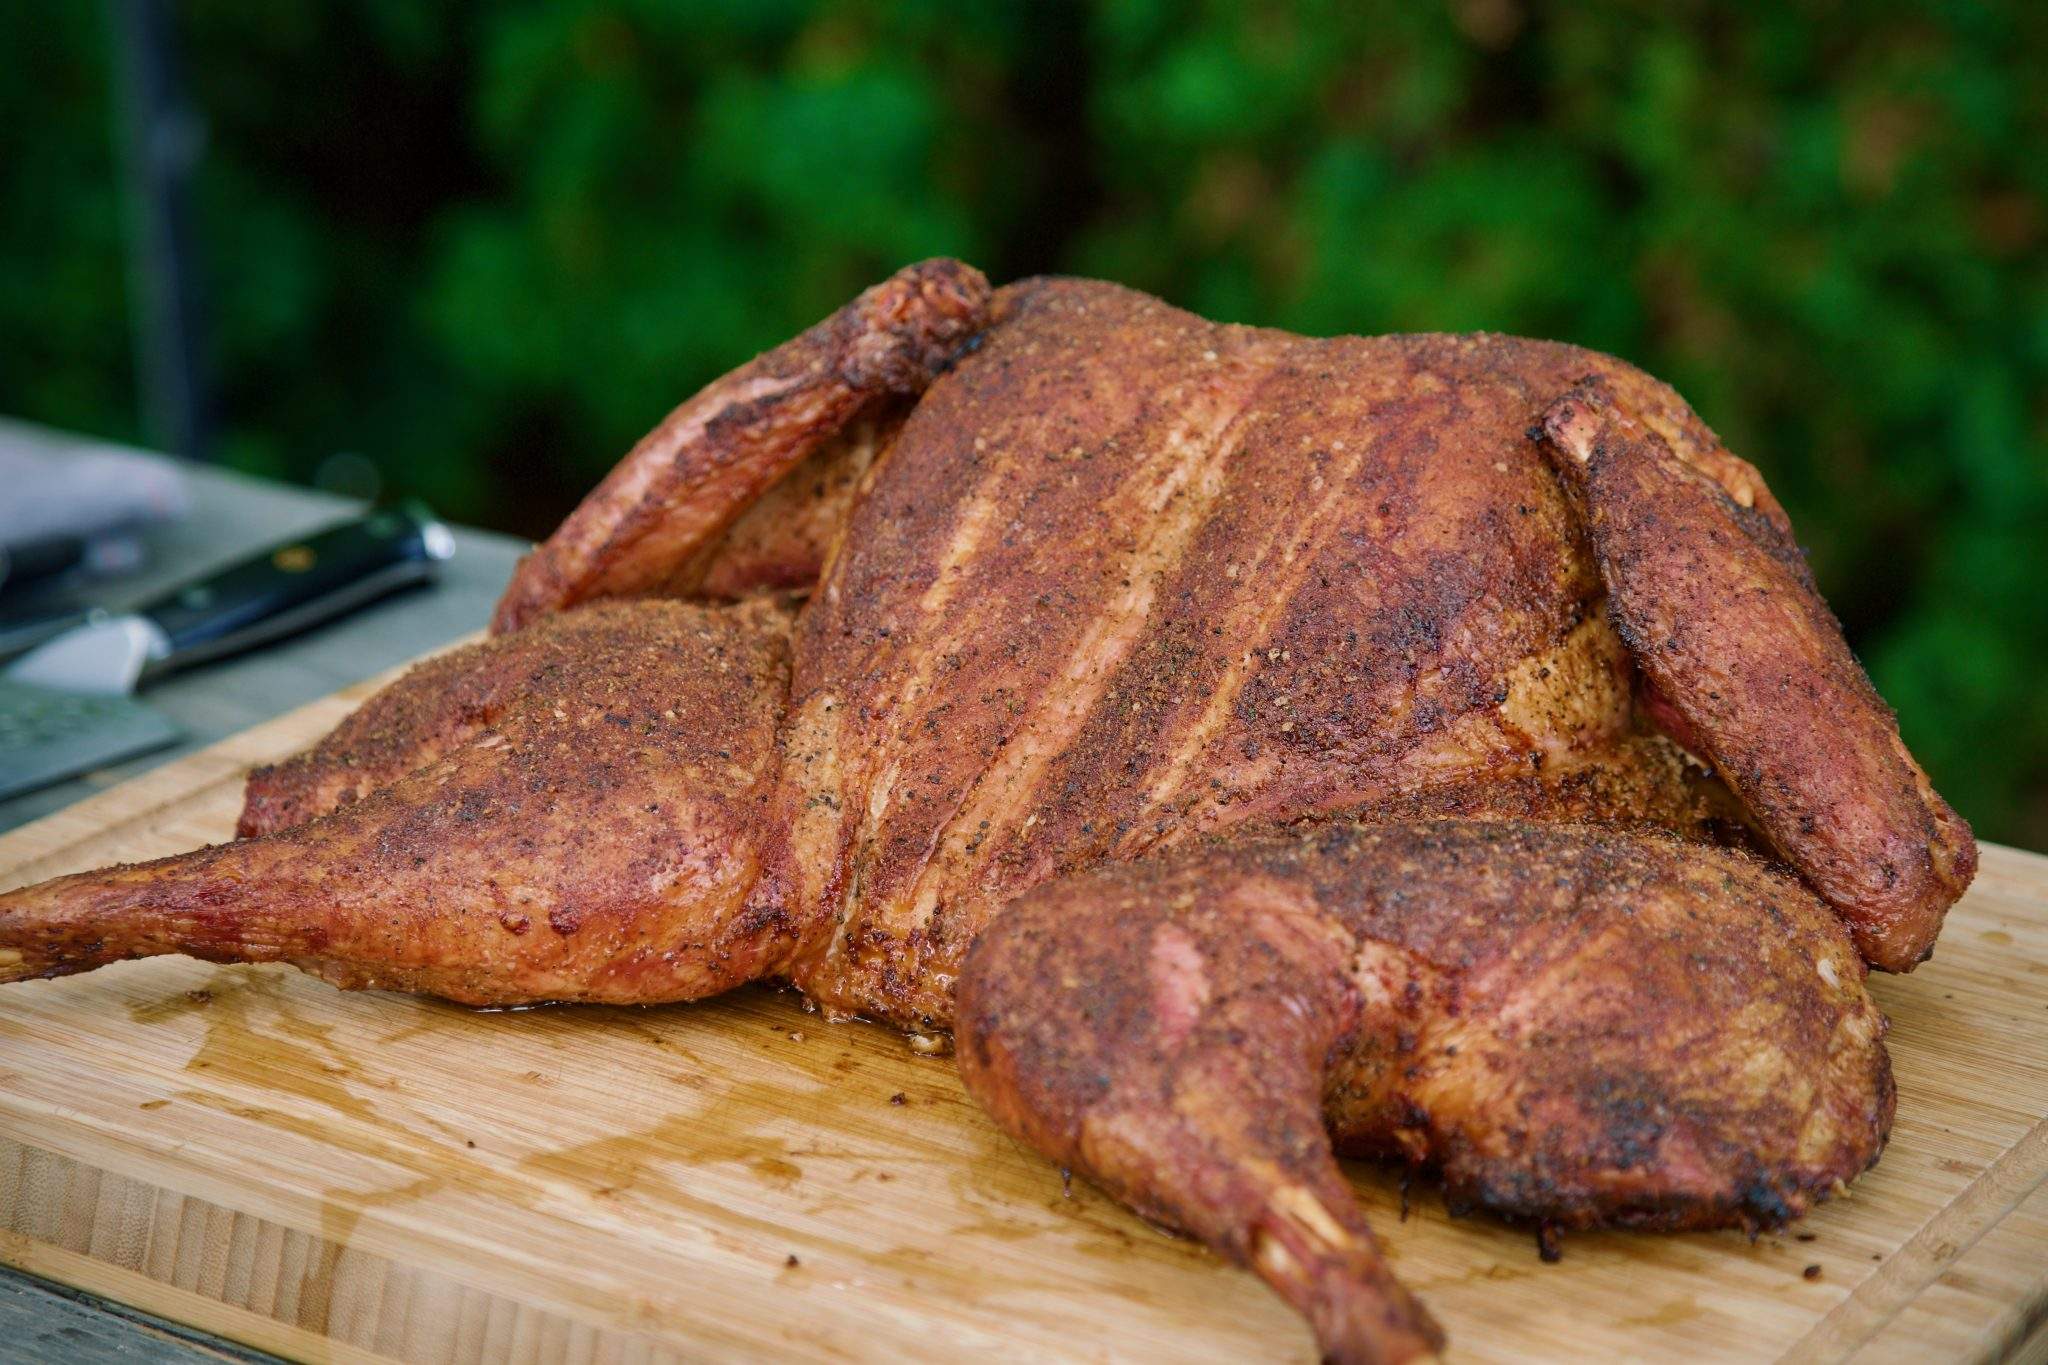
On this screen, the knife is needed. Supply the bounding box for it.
[0,506,454,800]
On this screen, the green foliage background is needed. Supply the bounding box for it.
[4,1,2044,848]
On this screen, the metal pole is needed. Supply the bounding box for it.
[106,0,210,461]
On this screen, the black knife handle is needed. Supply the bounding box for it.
[139,507,453,675]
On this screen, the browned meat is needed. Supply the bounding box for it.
[772,279,1967,1029]
[691,405,906,600]
[957,821,1892,1365]
[0,263,1972,1362]
[3,601,791,1004]
[490,258,989,632]
[1539,386,1976,968]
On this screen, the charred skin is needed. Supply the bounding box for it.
[2,602,793,1004]
[0,263,1966,1363]
[692,405,908,601]
[491,258,990,632]
[780,278,1969,1033]
[1538,386,1976,969]
[241,600,769,837]
[957,820,1893,1365]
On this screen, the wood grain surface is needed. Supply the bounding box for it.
[0,669,2043,1363]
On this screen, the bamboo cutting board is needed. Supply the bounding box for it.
[0,668,2044,1364]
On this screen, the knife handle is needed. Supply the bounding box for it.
[140,506,455,675]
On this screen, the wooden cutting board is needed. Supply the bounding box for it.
[1,667,2044,1364]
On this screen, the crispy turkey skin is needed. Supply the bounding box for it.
[0,260,1974,1364]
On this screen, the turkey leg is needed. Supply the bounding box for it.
[0,601,796,1005]
[956,820,1893,1364]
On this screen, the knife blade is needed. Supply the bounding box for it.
[0,678,181,801]
[0,506,453,799]
[5,506,454,695]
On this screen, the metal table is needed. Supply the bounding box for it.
[0,419,526,835]
[0,421,527,1359]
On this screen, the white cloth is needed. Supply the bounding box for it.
[0,422,189,549]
